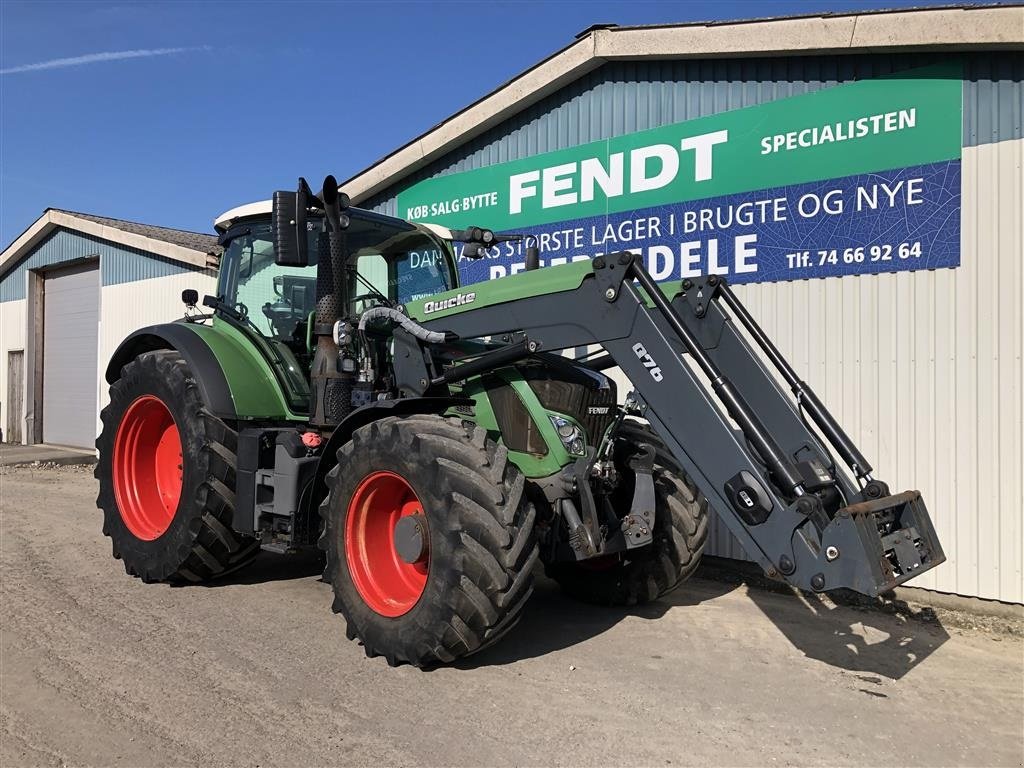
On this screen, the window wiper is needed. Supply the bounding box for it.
[203,294,248,323]
[202,294,267,336]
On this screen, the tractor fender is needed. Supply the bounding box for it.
[104,323,235,418]
[308,396,473,517]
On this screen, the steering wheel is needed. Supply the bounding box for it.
[352,292,390,310]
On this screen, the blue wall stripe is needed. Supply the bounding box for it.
[365,52,1022,217]
[0,228,210,302]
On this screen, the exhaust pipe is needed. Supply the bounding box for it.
[309,175,354,429]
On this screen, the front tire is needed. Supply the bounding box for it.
[546,420,708,606]
[320,415,538,667]
[96,350,258,583]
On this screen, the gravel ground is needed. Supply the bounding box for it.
[2,464,1022,767]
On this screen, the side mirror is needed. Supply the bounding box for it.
[454,227,498,260]
[181,289,199,307]
[272,179,315,266]
[525,246,540,271]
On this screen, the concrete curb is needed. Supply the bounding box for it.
[2,455,98,468]
[0,444,97,468]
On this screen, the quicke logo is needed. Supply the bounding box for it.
[423,292,477,315]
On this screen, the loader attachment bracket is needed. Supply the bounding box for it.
[678,275,723,320]
[675,276,728,350]
[621,443,656,550]
[592,253,633,301]
[814,491,946,596]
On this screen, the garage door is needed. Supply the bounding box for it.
[43,262,99,448]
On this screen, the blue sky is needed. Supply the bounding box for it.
[0,0,974,243]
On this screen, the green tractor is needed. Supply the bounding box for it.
[97,176,945,666]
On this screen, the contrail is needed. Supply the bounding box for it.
[0,46,208,75]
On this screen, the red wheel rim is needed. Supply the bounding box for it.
[112,395,183,541]
[344,471,429,617]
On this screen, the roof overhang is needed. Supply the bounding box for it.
[0,209,216,278]
[340,4,1024,205]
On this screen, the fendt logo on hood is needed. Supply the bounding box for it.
[423,292,476,315]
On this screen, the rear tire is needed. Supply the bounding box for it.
[96,350,258,583]
[320,415,538,667]
[546,420,708,606]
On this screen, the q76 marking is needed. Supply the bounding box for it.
[632,343,663,382]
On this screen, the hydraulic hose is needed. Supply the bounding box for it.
[358,306,448,344]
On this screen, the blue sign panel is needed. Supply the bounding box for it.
[455,160,961,286]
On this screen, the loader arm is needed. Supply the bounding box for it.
[400,254,945,597]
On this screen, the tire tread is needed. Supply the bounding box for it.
[95,350,258,583]
[320,415,538,667]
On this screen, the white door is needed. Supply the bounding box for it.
[42,262,99,448]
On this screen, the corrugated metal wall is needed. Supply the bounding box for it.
[94,272,218,441]
[0,228,209,302]
[364,52,1023,603]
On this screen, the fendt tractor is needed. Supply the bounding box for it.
[97,175,945,667]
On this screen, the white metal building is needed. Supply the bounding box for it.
[0,210,218,449]
[339,6,1023,604]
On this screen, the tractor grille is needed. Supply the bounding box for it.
[484,376,548,455]
[522,364,618,446]
[577,385,618,444]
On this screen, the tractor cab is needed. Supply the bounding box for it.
[213,201,459,351]
[210,201,461,412]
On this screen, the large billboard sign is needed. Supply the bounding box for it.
[397,64,962,286]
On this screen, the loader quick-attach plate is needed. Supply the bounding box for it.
[821,491,946,596]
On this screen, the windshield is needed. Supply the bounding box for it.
[217,221,319,342]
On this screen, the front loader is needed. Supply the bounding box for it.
[96,175,945,667]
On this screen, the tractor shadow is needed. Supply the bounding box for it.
[196,550,949,680]
[745,584,950,681]
[197,550,326,587]
[451,571,738,669]
[457,560,949,679]
[699,558,950,681]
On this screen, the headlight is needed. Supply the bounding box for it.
[548,415,586,457]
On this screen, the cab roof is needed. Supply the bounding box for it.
[214,200,271,232]
[214,199,455,241]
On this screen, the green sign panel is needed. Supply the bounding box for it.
[397,64,962,232]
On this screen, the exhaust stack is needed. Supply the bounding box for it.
[309,175,353,429]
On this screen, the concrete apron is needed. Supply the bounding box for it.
[0,443,97,467]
